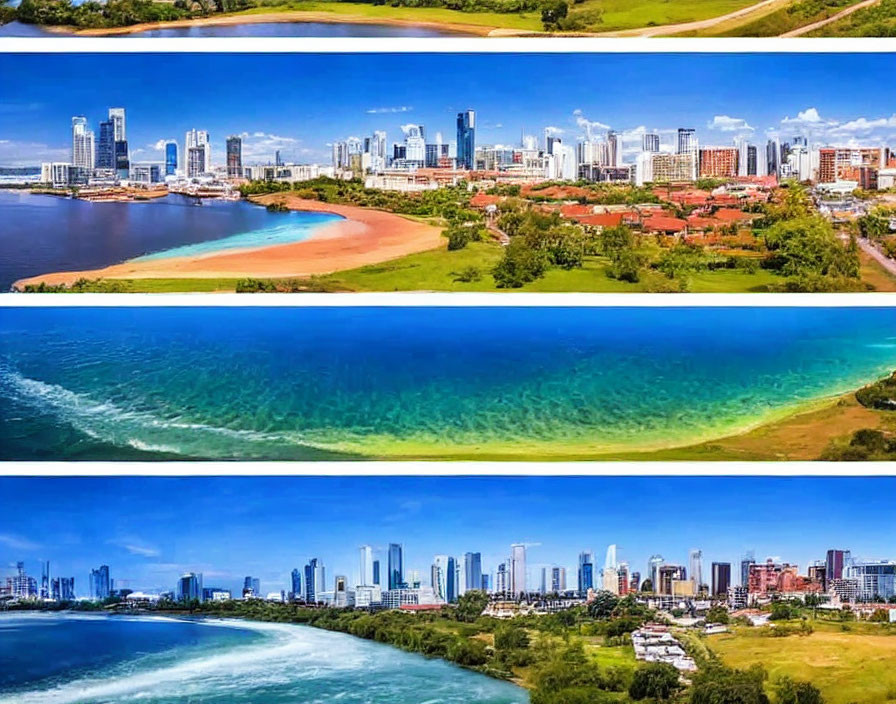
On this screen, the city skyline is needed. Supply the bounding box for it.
[2,476,894,598]
[2,53,895,167]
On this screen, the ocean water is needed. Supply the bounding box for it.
[0,613,527,703]
[1,307,895,460]
[0,20,467,36]
[0,191,340,289]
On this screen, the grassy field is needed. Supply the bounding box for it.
[708,621,896,704]
[232,1,543,31]
[672,0,860,34]
[807,0,896,33]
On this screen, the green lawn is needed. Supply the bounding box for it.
[571,0,758,31]
[233,1,543,31]
[708,622,896,704]
[807,0,896,34]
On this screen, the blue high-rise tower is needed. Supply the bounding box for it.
[456,110,475,170]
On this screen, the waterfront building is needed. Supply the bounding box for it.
[114,140,129,180]
[95,120,116,171]
[243,576,261,598]
[187,146,206,178]
[456,110,475,170]
[40,560,50,599]
[334,575,350,607]
[89,565,111,600]
[354,584,382,607]
[510,544,526,596]
[304,558,325,604]
[108,107,126,141]
[202,587,231,601]
[177,572,203,602]
[8,562,37,599]
[432,555,450,602]
[382,586,437,609]
[465,552,482,592]
[388,543,404,590]
[185,129,211,176]
[290,568,302,600]
[359,545,374,587]
[51,576,75,601]
[129,163,162,184]
[226,135,242,179]
[711,562,731,596]
[165,141,178,176]
[578,551,595,595]
[71,117,94,172]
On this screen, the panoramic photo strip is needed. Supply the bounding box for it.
[0,0,893,36]
[3,305,896,461]
[2,475,895,704]
[2,53,895,294]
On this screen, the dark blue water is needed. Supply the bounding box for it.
[0,613,527,703]
[0,191,336,290]
[0,20,466,36]
[1,306,895,460]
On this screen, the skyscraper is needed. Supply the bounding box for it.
[187,146,205,178]
[359,545,374,586]
[826,549,851,582]
[40,560,50,599]
[711,562,731,596]
[456,110,475,171]
[464,552,482,592]
[165,141,178,176]
[114,140,129,180]
[605,545,618,571]
[689,549,704,590]
[177,572,203,602]
[510,544,526,596]
[432,555,450,602]
[677,128,697,155]
[243,576,260,597]
[89,565,110,600]
[741,551,755,588]
[71,116,94,171]
[447,556,458,603]
[550,566,566,593]
[226,135,242,179]
[108,107,126,141]
[185,129,211,177]
[304,558,325,604]
[578,551,594,594]
[642,133,660,152]
[290,568,302,600]
[96,120,115,170]
[372,560,380,586]
[388,543,404,590]
[647,555,664,592]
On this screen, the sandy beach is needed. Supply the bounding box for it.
[63,11,506,36]
[13,196,445,289]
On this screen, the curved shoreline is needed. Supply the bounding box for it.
[13,196,445,289]
[44,11,510,37]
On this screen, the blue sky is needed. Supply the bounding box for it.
[1,476,894,596]
[1,53,895,167]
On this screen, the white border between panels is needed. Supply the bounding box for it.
[0,37,894,52]
[2,292,896,306]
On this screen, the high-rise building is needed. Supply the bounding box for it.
[89,565,111,600]
[699,147,739,178]
[826,549,851,583]
[647,555,664,592]
[605,545,618,571]
[243,576,261,597]
[550,566,566,593]
[658,565,686,595]
[845,560,896,601]
[187,146,205,178]
[114,140,129,179]
[464,552,482,592]
[766,139,781,178]
[689,549,704,590]
[165,141,178,176]
[366,130,387,173]
[51,576,75,601]
[630,571,641,592]
[185,129,211,177]
[402,124,425,166]
[96,120,115,170]
[741,552,755,588]
[71,117,95,171]
[177,572,203,602]
[510,544,526,596]
[290,568,302,600]
[747,145,758,176]
[40,560,50,599]
[456,110,475,171]
[711,562,731,596]
[373,560,380,586]
[677,128,697,155]
[432,555,450,602]
[642,133,660,153]
[388,543,404,590]
[226,135,242,179]
[359,545,374,587]
[108,107,126,141]
[481,574,490,592]
[305,558,325,604]
[578,551,595,595]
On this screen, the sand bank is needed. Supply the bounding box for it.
[14,196,445,289]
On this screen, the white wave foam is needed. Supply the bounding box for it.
[0,365,340,458]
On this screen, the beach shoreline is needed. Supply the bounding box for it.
[47,10,511,37]
[12,195,445,289]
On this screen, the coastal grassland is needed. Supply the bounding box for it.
[669,0,862,34]
[232,1,543,30]
[707,621,896,704]
[566,0,757,32]
[807,0,896,33]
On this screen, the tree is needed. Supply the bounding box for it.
[492,238,549,288]
[628,662,682,701]
[588,590,619,619]
[690,664,770,704]
[454,590,489,623]
[540,0,568,28]
[706,605,730,624]
[494,623,530,650]
[774,676,825,704]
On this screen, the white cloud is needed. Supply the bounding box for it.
[829,114,896,135]
[109,537,160,558]
[0,140,68,167]
[707,115,754,132]
[543,126,564,137]
[0,533,41,551]
[573,109,610,138]
[365,106,412,114]
[781,107,826,125]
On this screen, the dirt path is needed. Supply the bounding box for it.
[595,0,783,36]
[780,0,880,34]
[858,237,896,276]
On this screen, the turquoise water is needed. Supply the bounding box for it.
[1,307,895,460]
[132,211,343,261]
[0,613,526,703]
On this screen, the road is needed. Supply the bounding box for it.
[858,237,896,276]
[780,0,881,35]
[594,0,784,36]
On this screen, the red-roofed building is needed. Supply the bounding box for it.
[560,203,596,218]
[469,192,502,209]
[399,604,444,612]
[642,215,688,235]
[576,213,626,228]
[713,208,752,222]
